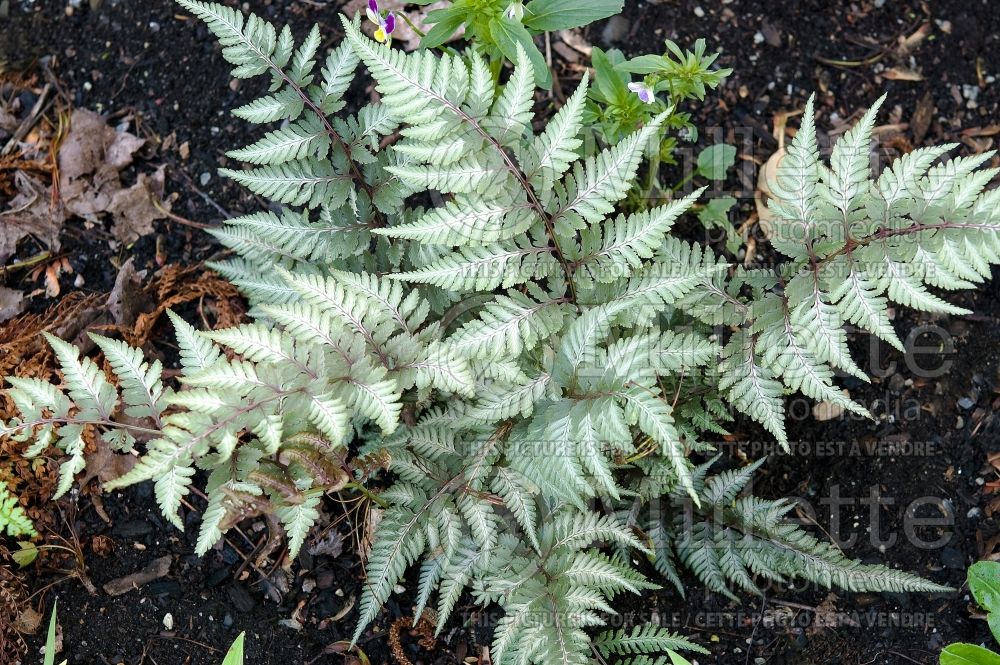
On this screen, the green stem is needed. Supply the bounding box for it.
[344,481,389,508]
[397,12,426,38]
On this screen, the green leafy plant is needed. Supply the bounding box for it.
[5,2,997,663]
[0,481,35,539]
[417,0,623,88]
[586,40,731,151]
[941,562,1000,664]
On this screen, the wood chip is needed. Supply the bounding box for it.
[813,397,847,422]
[102,555,172,596]
[910,91,934,145]
[883,67,923,82]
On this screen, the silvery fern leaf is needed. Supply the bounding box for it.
[220,159,351,209]
[552,114,666,228]
[16,10,988,662]
[448,291,567,360]
[44,333,117,422]
[520,72,588,192]
[719,333,787,447]
[316,41,360,113]
[486,45,535,147]
[174,0,278,79]
[577,189,704,280]
[232,88,304,123]
[277,493,321,558]
[167,310,223,373]
[825,93,884,221]
[594,626,708,658]
[226,116,330,165]
[375,194,534,246]
[90,334,168,424]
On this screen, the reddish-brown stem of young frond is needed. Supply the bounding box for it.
[817,221,999,268]
[246,41,382,225]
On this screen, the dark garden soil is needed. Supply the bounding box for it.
[3,0,1000,663]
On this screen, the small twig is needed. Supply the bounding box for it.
[0,190,38,216]
[2,83,53,155]
[744,593,768,665]
[0,250,53,277]
[176,168,233,219]
[886,650,927,665]
[153,199,219,229]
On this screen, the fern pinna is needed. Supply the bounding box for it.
[6,1,998,662]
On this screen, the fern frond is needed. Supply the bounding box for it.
[594,625,708,657]
[0,482,36,538]
[90,334,167,423]
[220,159,351,208]
[44,333,117,422]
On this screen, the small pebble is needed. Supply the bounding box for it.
[200,172,211,186]
[693,5,705,17]
[163,613,173,630]
[958,397,975,410]
[753,31,765,45]
[962,85,980,102]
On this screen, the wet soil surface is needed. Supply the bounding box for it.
[4,0,1000,663]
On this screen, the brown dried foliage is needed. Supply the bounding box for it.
[389,609,439,665]
[0,559,28,663]
[0,263,245,535]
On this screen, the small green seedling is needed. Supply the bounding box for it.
[941,562,1000,664]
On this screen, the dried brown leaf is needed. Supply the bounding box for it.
[911,92,934,145]
[0,286,24,323]
[108,165,169,243]
[0,171,64,263]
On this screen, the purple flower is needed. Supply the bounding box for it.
[366,0,396,44]
[628,82,655,104]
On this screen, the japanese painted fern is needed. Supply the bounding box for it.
[4,2,996,662]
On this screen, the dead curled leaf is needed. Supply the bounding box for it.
[81,437,137,489]
[0,170,64,264]
[58,109,169,243]
[12,607,42,635]
[896,22,932,56]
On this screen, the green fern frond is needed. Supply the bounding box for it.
[0,481,36,538]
